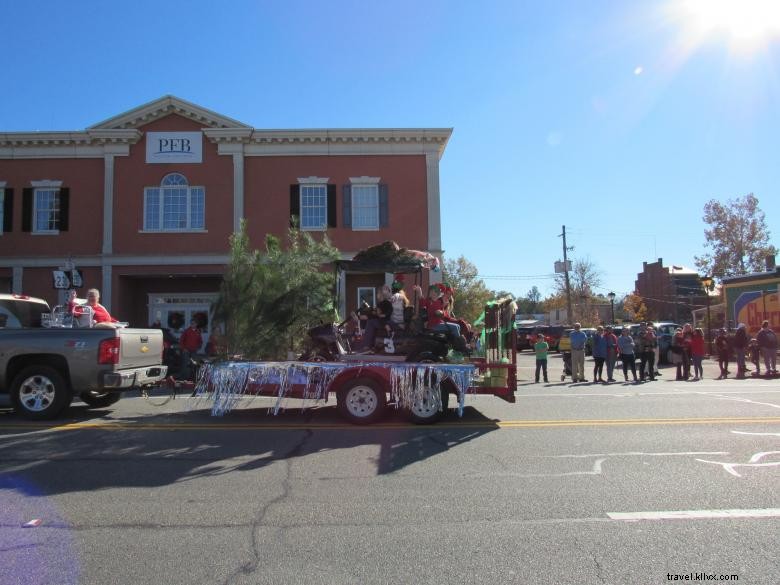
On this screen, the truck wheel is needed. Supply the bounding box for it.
[336,377,387,425]
[11,366,72,420]
[79,391,122,409]
[408,384,450,425]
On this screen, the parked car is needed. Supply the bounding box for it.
[515,326,536,351]
[581,328,597,355]
[558,328,574,352]
[531,325,565,352]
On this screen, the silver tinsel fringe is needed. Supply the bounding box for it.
[193,361,476,417]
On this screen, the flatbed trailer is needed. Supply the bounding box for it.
[193,298,518,425]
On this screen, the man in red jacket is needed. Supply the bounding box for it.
[178,319,203,380]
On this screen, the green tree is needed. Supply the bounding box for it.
[695,194,778,277]
[623,292,648,322]
[442,255,492,324]
[212,221,340,360]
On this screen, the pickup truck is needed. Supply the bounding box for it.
[0,293,167,420]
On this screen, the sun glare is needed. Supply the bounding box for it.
[679,0,780,50]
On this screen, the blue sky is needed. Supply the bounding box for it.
[2,0,779,299]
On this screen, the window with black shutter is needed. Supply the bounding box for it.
[290,184,300,227]
[1,188,12,233]
[22,188,33,232]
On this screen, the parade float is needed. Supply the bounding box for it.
[191,242,518,425]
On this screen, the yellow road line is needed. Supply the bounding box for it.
[0,417,778,432]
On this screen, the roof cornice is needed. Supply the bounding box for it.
[205,128,453,157]
[88,95,251,130]
[0,129,141,146]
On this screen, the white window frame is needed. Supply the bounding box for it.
[357,286,376,309]
[297,177,329,231]
[142,173,206,233]
[33,188,61,234]
[349,176,381,231]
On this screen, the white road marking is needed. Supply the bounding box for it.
[695,451,780,477]
[608,508,780,521]
[732,430,780,437]
[710,394,780,409]
[544,451,729,459]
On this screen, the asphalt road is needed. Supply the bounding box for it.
[1,352,778,585]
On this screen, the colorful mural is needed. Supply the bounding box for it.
[724,277,780,336]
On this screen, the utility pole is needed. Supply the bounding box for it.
[560,225,573,324]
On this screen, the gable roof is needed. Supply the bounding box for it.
[88,95,250,130]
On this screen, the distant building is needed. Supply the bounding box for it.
[635,258,706,322]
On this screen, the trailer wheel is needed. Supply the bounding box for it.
[79,390,122,409]
[11,366,72,420]
[408,384,450,425]
[337,377,387,425]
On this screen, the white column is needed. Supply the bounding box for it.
[338,271,347,320]
[102,264,112,312]
[102,154,115,254]
[12,266,22,294]
[232,151,244,233]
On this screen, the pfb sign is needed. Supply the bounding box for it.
[146,132,202,163]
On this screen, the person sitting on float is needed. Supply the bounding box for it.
[414,284,462,339]
[85,288,118,324]
[440,282,474,342]
[388,279,411,332]
[355,285,394,352]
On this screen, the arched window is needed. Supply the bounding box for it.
[143,173,205,231]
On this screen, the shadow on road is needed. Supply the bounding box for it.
[0,403,500,496]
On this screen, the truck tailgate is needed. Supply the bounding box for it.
[118,328,164,369]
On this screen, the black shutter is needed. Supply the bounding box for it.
[58,188,70,231]
[327,184,337,228]
[290,184,300,228]
[2,188,12,233]
[378,184,389,228]
[22,188,33,232]
[342,184,352,228]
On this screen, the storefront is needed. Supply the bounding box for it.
[722,266,780,336]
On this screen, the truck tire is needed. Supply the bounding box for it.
[79,391,122,409]
[11,366,72,420]
[408,384,450,425]
[336,377,387,425]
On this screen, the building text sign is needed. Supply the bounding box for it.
[146,132,203,163]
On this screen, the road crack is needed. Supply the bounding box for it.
[223,428,313,585]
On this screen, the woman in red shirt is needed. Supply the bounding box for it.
[690,328,705,380]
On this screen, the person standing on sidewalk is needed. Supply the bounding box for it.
[733,323,749,378]
[681,323,694,380]
[534,333,549,383]
[570,322,588,382]
[715,328,730,379]
[691,328,705,380]
[604,326,619,382]
[592,326,607,383]
[617,328,638,382]
[638,325,657,381]
[756,320,778,376]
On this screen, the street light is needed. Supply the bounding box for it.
[701,276,713,355]
[608,291,616,324]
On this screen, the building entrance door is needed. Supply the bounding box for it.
[148,293,216,353]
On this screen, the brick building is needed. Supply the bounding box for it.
[635,258,707,322]
[0,96,451,344]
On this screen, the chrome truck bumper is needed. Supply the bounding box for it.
[102,366,168,389]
